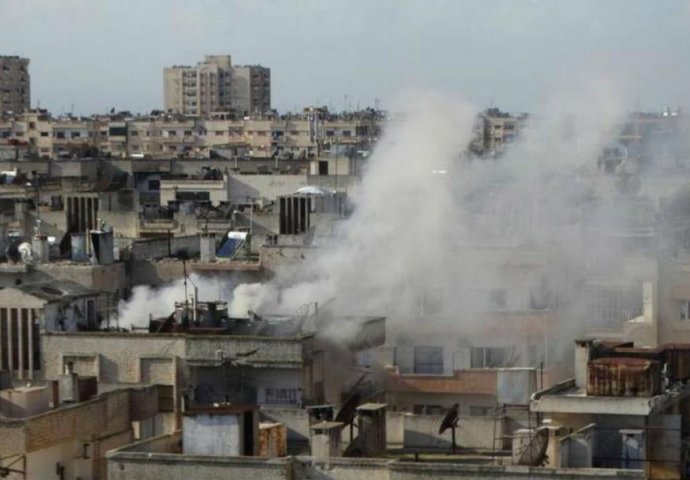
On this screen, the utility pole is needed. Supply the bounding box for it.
[334,138,338,193]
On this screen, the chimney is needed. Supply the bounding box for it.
[200,232,216,263]
[70,233,88,262]
[31,235,49,264]
[306,404,334,425]
[356,403,388,457]
[14,200,27,221]
[90,230,114,265]
[310,421,344,465]
[574,339,594,391]
[642,281,653,322]
[59,362,79,404]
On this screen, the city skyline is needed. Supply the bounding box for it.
[1,0,690,116]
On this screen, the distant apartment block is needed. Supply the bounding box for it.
[0,108,381,160]
[0,55,30,114]
[164,55,270,117]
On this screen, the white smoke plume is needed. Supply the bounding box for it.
[116,64,678,375]
[221,68,664,371]
[115,273,240,330]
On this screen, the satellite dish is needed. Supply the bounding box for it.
[438,403,460,453]
[516,427,549,466]
[439,403,459,434]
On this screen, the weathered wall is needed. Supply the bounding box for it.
[107,453,291,480]
[387,462,644,480]
[295,458,391,480]
[42,333,185,385]
[129,258,186,286]
[36,262,127,293]
[401,413,498,450]
[105,451,645,480]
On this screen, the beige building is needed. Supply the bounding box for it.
[0,55,30,114]
[164,55,270,117]
[0,110,380,160]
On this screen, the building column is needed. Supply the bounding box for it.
[79,197,87,232]
[28,309,35,379]
[8,308,14,373]
[0,308,4,371]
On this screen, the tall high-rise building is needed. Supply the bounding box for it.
[164,55,270,117]
[0,56,30,113]
[231,65,271,116]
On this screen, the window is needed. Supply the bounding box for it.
[265,388,300,405]
[680,300,690,321]
[342,130,352,137]
[414,346,443,374]
[109,126,127,136]
[40,132,49,137]
[470,347,509,368]
[147,180,160,191]
[71,132,80,138]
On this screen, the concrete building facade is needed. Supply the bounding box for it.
[0,56,30,114]
[164,55,270,117]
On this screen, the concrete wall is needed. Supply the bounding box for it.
[401,413,498,450]
[386,462,644,480]
[36,262,127,294]
[0,386,158,480]
[183,413,242,456]
[129,259,186,286]
[107,452,291,480]
[105,451,645,480]
[42,333,185,385]
[295,458,391,480]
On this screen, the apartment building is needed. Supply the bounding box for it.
[0,55,30,114]
[164,55,271,117]
[0,110,381,160]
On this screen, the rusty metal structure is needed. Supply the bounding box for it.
[584,342,690,397]
[587,357,662,397]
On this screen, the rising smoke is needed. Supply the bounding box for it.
[118,68,680,367]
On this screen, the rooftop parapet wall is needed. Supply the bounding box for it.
[42,332,304,384]
[106,441,645,480]
[0,386,158,457]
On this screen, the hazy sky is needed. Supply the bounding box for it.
[1,0,689,115]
